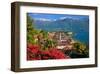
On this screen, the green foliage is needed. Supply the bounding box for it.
[43,39,56,50]
[27,15,34,31]
[73,42,89,57]
[27,15,38,44]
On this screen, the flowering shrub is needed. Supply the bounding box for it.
[27,44,70,60]
[49,48,66,59]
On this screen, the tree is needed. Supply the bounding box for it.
[27,15,38,44]
[71,42,89,58]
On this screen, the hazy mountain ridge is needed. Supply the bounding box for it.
[33,16,89,44]
[33,17,89,32]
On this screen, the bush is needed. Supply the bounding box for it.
[27,43,70,60]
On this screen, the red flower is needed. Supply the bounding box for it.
[49,48,66,59]
[27,44,70,60]
[41,50,51,56]
[27,44,40,54]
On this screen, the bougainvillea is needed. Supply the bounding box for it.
[27,43,70,60]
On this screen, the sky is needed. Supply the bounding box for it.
[27,13,89,21]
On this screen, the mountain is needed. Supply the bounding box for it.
[33,16,89,32]
[33,16,89,44]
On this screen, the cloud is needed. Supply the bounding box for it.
[34,18,52,21]
[59,17,67,20]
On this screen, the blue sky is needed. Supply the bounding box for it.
[28,13,89,21]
